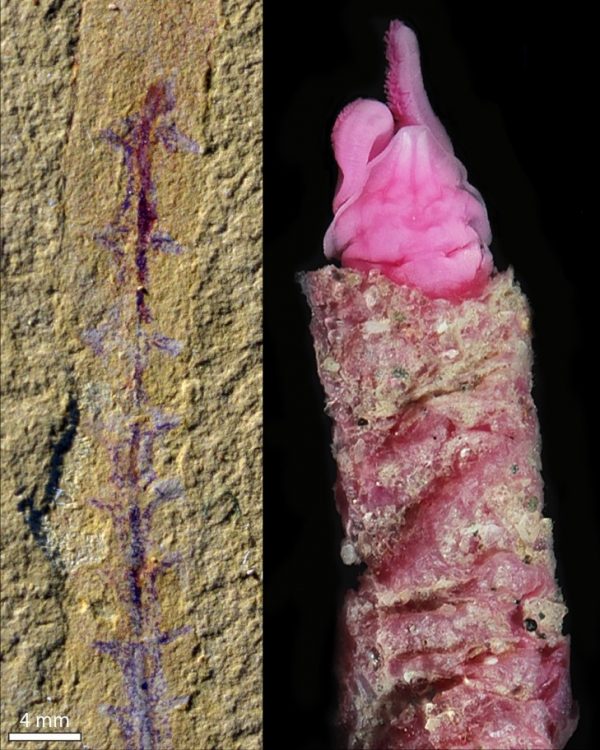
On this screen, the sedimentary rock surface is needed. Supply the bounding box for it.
[1,2,261,748]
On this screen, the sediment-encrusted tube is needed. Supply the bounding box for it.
[303,266,577,749]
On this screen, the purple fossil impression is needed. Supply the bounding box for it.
[85,80,199,750]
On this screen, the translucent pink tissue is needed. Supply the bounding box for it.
[324,21,494,299]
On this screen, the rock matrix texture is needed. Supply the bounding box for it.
[1,1,261,748]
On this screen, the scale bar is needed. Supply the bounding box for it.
[8,733,81,742]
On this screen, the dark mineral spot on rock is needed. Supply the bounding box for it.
[17,393,79,559]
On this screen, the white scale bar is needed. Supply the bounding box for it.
[8,733,81,742]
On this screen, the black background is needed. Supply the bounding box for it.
[264,1,599,748]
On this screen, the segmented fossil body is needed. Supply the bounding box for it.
[84,80,199,750]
